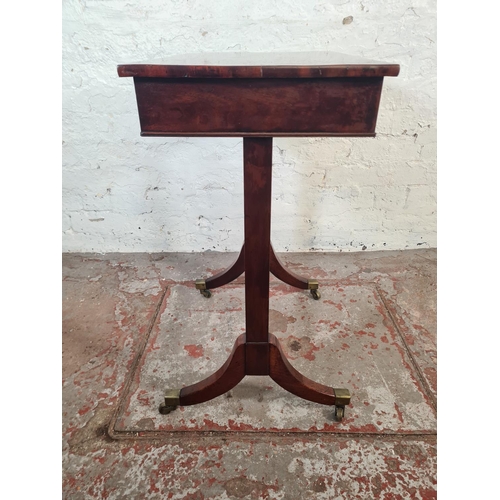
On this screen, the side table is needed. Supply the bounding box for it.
[118,52,399,421]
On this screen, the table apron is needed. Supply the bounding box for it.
[133,77,384,136]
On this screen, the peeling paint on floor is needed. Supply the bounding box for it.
[63,249,437,499]
[113,283,435,435]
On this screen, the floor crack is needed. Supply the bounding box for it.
[375,286,437,412]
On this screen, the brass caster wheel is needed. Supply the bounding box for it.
[200,289,212,298]
[310,289,321,300]
[159,403,178,415]
[334,405,345,422]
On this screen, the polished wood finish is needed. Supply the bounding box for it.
[179,333,246,406]
[205,244,245,289]
[268,333,336,405]
[118,51,400,79]
[245,342,270,376]
[119,53,399,412]
[202,241,311,291]
[269,244,309,290]
[243,138,272,345]
[133,77,383,137]
[243,138,272,375]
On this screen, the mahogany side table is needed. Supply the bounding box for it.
[117,53,399,421]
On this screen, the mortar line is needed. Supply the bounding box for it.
[375,285,437,412]
[108,285,169,440]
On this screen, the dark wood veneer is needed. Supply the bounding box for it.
[117,51,399,79]
[134,77,383,137]
[118,53,399,418]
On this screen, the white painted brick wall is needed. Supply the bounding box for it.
[62,0,436,253]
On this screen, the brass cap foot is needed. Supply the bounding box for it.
[307,279,319,290]
[195,279,206,290]
[333,388,351,406]
[164,389,181,406]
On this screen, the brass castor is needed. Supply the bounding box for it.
[334,405,345,422]
[310,289,321,300]
[195,280,212,298]
[159,403,177,415]
[160,390,181,415]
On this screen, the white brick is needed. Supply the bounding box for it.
[62,0,436,253]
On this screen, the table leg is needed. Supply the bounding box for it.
[160,138,272,411]
[161,137,350,420]
[269,244,321,300]
[242,138,273,375]
[195,241,320,299]
[195,244,245,297]
[159,333,246,413]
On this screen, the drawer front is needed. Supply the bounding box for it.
[134,77,384,137]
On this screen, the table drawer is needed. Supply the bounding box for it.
[133,77,384,137]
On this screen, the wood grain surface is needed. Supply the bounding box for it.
[134,77,384,136]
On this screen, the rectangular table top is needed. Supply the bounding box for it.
[117,51,400,79]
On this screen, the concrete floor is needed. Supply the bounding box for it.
[62,249,437,499]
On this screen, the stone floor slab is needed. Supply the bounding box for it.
[62,250,437,500]
[113,282,435,435]
[63,434,437,500]
[376,272,437,404]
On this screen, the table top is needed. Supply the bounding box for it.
[117,52,400,79]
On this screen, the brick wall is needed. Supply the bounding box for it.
[62,0,436,252]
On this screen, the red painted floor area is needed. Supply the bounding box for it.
[62,249,437,499]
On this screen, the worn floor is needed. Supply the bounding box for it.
[62,249,437,499]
